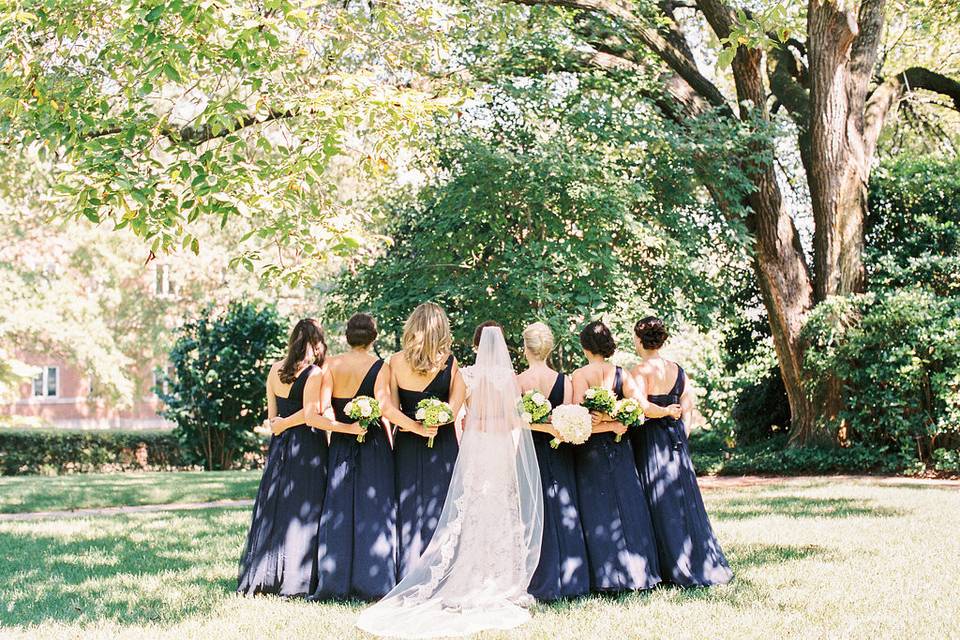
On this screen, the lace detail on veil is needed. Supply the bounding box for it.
[356,327,543,638]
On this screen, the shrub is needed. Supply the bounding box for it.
[160,302,287,470]
[0,429,186,475]
[731,366,790,444]
[803,290,960,468]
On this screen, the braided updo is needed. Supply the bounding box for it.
[634,316,669,350]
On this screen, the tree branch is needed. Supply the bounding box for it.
[864,66,960,156]
[85,108,296,146]
[510,0,731,111]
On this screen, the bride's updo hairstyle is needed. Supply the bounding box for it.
[579,320,616,358]
[522,322,554,362]
[473,320,502,348]
[402,302,452,375]
[634,316,669,350]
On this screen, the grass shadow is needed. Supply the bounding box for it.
[712,496,905,520]
[0,507,249,626]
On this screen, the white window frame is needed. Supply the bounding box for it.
[32,366,59,398]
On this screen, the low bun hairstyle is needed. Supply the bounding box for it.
[522,322,555,361]
[634,316,669,350]
[579,321,616,358]
[279,318,327,384]
[345,313,378,347]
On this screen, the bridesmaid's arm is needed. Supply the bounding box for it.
[680,375,695,436]
[303,371,364,436]
[447,359,466,427]
[373,362,395,446]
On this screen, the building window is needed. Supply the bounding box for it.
[32,367,58,398]
[155,264,176,296]
[153,367,174,397]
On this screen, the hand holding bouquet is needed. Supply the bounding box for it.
[518,390,552,424]
[611,398,643,442]
[344,395,382,443]
[416,398,454,448]
[550,404,593,449]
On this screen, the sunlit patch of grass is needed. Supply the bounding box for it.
[0,478,958,639]
[0,471,262,513]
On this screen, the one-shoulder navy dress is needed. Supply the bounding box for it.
[393,355,459,579]
[528,372,590,601]
[573,366,661,592]
[631,365,733,587]
[311,360,397,601]
[238,365,327,597]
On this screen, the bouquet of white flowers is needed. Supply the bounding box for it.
[344,395,382,443]
[416,397,454,448]
[581,386,617,415]
[611,397,643,443]
[549,404,593,449]
[518,390,552,424]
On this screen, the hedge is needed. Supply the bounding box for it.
[0,429,190,475]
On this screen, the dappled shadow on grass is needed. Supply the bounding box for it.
[711,495,905,521]
[0,507,249,626]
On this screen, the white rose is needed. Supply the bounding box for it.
[438,412,450,423]
[584,389,596,399]
[521,411,533,424]
[360,406,372,417]
[533,393,545,404]
[345,401,355,413]
[416,408,426,420]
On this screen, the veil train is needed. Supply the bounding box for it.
[356,326,543,638]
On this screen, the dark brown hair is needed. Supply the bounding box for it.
[634,316,669,350]
[278,318,327,384]
[579,321,616,358]
[473,320,502,347]
[345,313,378,347]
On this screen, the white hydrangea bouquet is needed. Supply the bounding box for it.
[518,390,552,424]
[344,395,382,443]
[550,404,592,449]
[611,397,644,443]
[416,397,453,448]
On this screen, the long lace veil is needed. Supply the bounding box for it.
[356,326,543,638]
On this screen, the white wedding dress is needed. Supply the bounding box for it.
[356,327,543,638]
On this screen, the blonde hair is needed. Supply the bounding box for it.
[523,322,555,362]
[402,303,452,374]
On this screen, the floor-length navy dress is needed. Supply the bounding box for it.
[528,372,591,601]
[573,366,661,592]
[394,355,460,579]
[632,365,733,587]
[238,365,327,597]
[311,360,397,601]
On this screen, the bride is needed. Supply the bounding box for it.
[356,326,544,638]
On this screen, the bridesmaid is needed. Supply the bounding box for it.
[630,316,733,587]
[517,322,590,601]
[308,313,397,601]
[238,319,329,597]
[571,321,661,593]
[382,302,466,579]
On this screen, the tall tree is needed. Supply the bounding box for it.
[495,0,960,443]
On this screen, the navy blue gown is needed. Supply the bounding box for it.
[311,360,397,601]
[238,365,327,597]
[632,365,733,587]
[394,355,460,579]
[528,373,590,601]
[573,366,661,592]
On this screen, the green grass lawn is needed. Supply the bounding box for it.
[0,471,262,514]
[1,476,958,639]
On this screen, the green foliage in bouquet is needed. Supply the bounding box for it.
[344,396,382,443]
[581,387,616,415]
[519,390,552,424]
